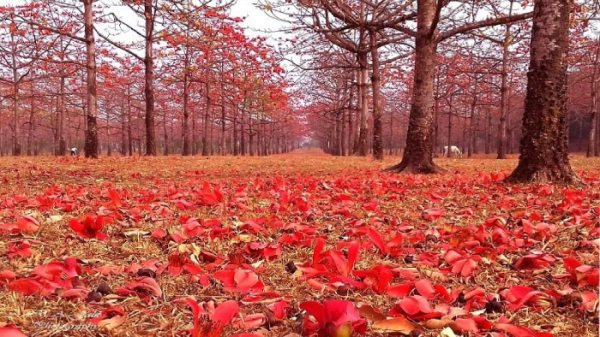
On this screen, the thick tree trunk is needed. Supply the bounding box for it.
[506,0,576,183]
[371,32,383,160]
[587,39,599,157]
[83,0,99,158]
[387,0,441,173]
[144,0,156,156]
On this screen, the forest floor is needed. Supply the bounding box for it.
[0,150,598,337]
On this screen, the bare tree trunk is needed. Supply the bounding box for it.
[202,82,211,156]
[121,106,126,155]
[587,38,599,157]
[341,106,347,156]
[241,94,247,155]
[182,71,191,155]
[353,70,361,153]
[144,0,156,156]
[220,60,226,156]
[83,0,99,158]
[233,104,239,156]
[447,95,453,156]
[163,111,169,156]
[388,0,441,173]
[127,85,133,156]
[506,0,576,183]
[106,108,111,156]
[468,80,478,158]
[27,80,35,156]
[10,30,20,156]
[497,1,514,159]
[596,110,600,156]
[370,32,383,160]
[433,72,440,157]
[356,52,369,156]
[249,109,254,156]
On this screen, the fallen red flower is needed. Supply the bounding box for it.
[300,300,367,336]
[69,216,108,240]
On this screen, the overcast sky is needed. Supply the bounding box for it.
[4,0,283,41]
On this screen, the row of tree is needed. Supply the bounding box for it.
[271,0,598,182]
[0,0,305,158]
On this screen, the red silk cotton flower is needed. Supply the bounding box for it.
[69,216,108,240]
[300,300,367,336]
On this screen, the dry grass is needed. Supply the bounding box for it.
[0,150,598,336]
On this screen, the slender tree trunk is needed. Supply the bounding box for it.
[433,72,440,157]
[27,80,35,156]
[341,105,347,156]
[106,108,111,156]
[233,104,239,156]
[182,72,191,155]
[587,38,599,157]
[58,75,67,155]
[83,0,99,158]
[497,1,514,159]
[121,106,126,155]
[468,80,478,158]
[202,82,211,156]
[10,32,20,156]
[596,109,600,156]
[485,107,491,154]
[353,70,361,153]
[127,85,133,156]
[249,109,254,156]
[144,0,156,156]
[370,32,383,160]
[241,95,247,155]
[506,0,576,183]
[447,95,453,156]
[220,60,226,156]
[163,111,169,156]
[356,52,369,156]
[387,0,441,173]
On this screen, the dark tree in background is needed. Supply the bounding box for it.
[506,0,576,183]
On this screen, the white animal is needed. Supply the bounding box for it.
[70,147,78,157]
[443,145,462,158]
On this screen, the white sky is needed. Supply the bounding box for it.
[3,0,283,42]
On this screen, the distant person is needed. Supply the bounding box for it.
[70,147,78,157]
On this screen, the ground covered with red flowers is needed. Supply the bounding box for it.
[0,151,598,336]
